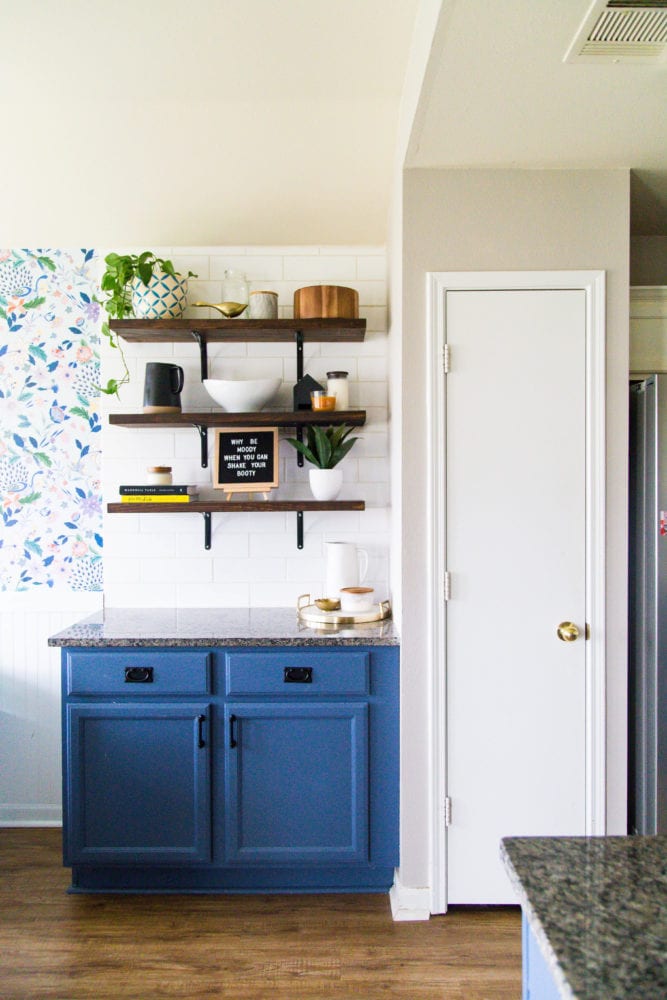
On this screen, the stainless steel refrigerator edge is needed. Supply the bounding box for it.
[629,374,667,835]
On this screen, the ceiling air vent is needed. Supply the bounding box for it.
[565,0,667,63]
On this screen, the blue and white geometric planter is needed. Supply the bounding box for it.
[131,270,188,319]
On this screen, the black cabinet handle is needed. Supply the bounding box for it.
[197,714,206,749]
[229,714,237,748]
[284,667,312,684]
[124,666,154,683]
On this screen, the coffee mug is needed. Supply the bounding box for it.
[143,362,184,412]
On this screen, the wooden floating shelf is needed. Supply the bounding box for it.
[106,499,366,550]
[107,501,365,514]
[109,410,366,429]
[109,317,366,343]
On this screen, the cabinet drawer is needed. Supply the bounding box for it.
[66,650,210,696]
[225,650,369,696]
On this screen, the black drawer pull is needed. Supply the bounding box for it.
[229,714,238,748]
[284,667,312,684]
[124,667,154,683]
[197,714,206,749]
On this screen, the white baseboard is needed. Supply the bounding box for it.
[0,804,62,827]
[389,870,432,921]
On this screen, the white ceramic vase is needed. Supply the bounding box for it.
[309,467,343,501]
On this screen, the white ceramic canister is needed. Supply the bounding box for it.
[325,541,368,600]
[340,586,374,612]
[249,290,279,320]
[326,370,349,410]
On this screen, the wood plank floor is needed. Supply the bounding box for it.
[1,829,521,999]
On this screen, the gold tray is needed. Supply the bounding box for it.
[297,593,392,626]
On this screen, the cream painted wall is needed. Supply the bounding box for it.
[0,1,418,247]
[631,237,667,286]
[397,168,630,891]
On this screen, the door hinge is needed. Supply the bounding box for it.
[444,796,452,827]
[443,344,451,374]
[444,571,451,602]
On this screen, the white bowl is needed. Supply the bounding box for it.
[203,377,281,412]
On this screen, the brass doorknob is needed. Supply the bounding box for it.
[557,621,580,642]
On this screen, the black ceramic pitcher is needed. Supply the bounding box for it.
[143,362,184,412]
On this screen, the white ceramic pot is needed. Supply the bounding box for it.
[309,467,343,501]
[340,586,375,612]
[131,270,188,319]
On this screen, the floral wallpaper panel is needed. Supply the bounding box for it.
[0,249,103,591]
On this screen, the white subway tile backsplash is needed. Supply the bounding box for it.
[175,582,251,607]
[169,255,211,280]
[141,557,212,585]
[210,256,284,282]
[327,246,385,256]
[358,356,388,381]
[357,256,386,281]
[249,582,313,608]
[285,557,325,582]
[108,531,178,559]
[104,582,177,607]
[284,257,357,282]
[101,244,389,609]
[250,531,322,558]
[213,557,286,584]
[176,530,248,558]
[356,281,387,308]
[358,458,390,484]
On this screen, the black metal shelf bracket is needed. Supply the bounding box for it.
[295,330,304,382]
[296,510,304,550]
[295,330,305,467]
[194,424,208,468]
[191,331,208,382]
[202,511,212,550]
[295,426,304,467]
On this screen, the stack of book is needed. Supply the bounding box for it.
[119,485,200,504]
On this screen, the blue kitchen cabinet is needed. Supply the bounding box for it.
[224,702,368,864]
[62,648,212,867]
[64,702,211,865]
[60,643,399,893]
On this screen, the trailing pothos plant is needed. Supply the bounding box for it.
[286,424,359,469]
[97,252,196,397]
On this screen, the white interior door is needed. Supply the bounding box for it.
[436,281,604,905]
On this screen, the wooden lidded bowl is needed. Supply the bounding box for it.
[293,285,359,319]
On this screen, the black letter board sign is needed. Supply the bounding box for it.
[213,427,279,493]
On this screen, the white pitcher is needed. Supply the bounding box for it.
[325,541,368,599]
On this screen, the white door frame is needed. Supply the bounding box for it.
[426,270,607,914]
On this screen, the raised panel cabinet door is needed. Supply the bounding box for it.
[224,702,369,864]
[65,703,211,865]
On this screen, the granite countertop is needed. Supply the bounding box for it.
[501,835,667,999]
[47,607,400,647]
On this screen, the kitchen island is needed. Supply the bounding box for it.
[49,607,399,894]
[501,835,667,999]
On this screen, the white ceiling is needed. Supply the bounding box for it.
[408,0,667,234]
[1,0,665,244]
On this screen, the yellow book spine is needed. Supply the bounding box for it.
[119,495,194,504]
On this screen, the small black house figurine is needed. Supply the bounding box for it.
[293,373,324,410]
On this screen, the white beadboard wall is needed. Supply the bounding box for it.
[0,591,102,825]
[102,246,391,609]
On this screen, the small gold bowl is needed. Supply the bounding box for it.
[315,598,341,611]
